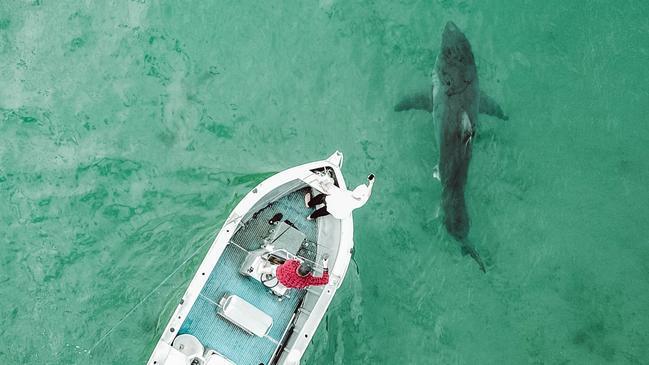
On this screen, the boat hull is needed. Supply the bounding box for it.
[148,152,354,365]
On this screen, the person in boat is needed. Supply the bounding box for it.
[261,257,329,289]
[277,256,329,288]
[305,173,375,220]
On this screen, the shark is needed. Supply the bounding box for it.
[395,21,508,272]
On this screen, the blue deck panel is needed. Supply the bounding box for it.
[179,189,317,365]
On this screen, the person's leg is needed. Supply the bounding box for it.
[308,206,330,220]
[308,193,327,208]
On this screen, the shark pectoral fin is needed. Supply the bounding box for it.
[432,164,440,181]
[479,90,509,121]
[394,92,433,112]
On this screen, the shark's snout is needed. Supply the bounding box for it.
[441,21,470,58]
[444,21,458,33]
[442,21,464,46]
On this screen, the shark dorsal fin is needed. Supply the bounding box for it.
[461,112,472,131]
[461,112,474,146]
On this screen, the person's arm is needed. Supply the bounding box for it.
[349,174,375,208]
[366,174,375,195]
[307,270,329,286]
[306,257,329,286]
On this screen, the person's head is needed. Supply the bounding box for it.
[297,262,313,277]
[368,173,375,181]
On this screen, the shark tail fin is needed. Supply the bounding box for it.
[461,243,486,273]
[395,92,433,112]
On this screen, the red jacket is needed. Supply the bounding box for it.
[276,259,329,289]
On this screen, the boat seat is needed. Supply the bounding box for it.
[172,334,204,358]
[217,294,273,337]
[205,349,236,365]
[239,249,290,297]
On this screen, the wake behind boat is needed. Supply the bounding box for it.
[148,152,366,365]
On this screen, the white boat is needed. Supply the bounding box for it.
[148,151,355,365]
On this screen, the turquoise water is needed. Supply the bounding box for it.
[1,1,648,364]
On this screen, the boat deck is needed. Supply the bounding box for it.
[178,188,317,365]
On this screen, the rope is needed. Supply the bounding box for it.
[228,240,250,253]
[264,334,280,345]
[198,292,221,307]
[89,231,216,354]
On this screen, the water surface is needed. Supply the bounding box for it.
[1,1,648,364]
